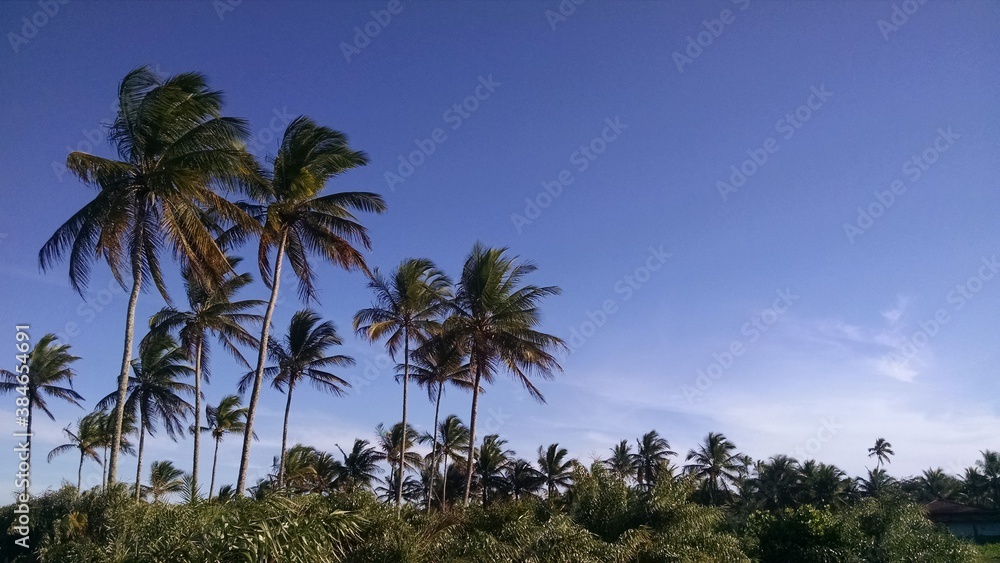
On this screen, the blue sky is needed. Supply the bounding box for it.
[1,0,998,498]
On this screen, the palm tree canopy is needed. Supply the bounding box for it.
[336,439,385,489]
[48,412,104,464]
[147,460,187,501]
[205,394,251,440]
[0,333,83,420]
[537,443,575,494]
[376,422,423,471]
[406,332,475,402]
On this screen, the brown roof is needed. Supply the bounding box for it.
[923,500,1000,523]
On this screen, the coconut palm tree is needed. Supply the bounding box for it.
[797,460,853,507]
[537,443,575,498]
[150,258,263,498]
[231,116,386,494]
[429,414,470,509]
[375,422,423,494]
[868,438,894,470]
[354,258,451,508]
[239,310,353,488]
[633,430,675,490]
[39,67,258,484]
[605,440,637,481]
[203,394,251,499]
[335,439,385,490]
[449,243,565,503]
[1,334,83,492]
[683,432,744,505]
[907,467,960,503]
[507,459,545,500]
[748,455,801,510]
[975,450,1000,509]
[475,434,514,505]
[92,408,137,490]
[146,460,186,502]
[408,331,472,510]
[859,467,896,498]
[97,332,195,499]
[48,412,104,491]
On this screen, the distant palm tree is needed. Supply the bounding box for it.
[92,408,136,491]
[408,332,472,510]
[97,332,195,499]
[150,258,263,498]
[203,394,251,499]
[507,459,545,500]
[273,444,341,493]
[749,455,801,510]
[48,412,104,491]
[975,450,1000,509]
[39,66,258,484]
[476,434,514,505]
[797,460,852,508]
[605,440,637,481]
[684,432,744,505]
[240,310,353,488]
[355,258,451,508]
[335,439,385,490]
[429,415,470,509]
[450,243,565,504]
[633,430,675,490]
[232,116,386,494]
[868,438,894,470]
[0,334,83,493]
[147,460,186,502]
[537,443,575,497]
[376,422,422,494]
[909,467,960,502]
[858,467,896,497]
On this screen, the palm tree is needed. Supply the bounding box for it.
[232,116,386,494]
[605,439,637,481]
[975,450,1000,509]
[449,243,565,503]
[748,455,801,510]
[0,334,83,492]
[429,414,470,509]
[683,432,744,505]
[537,443,574,498]
[48,412,104,491]
[475,434,514,505]
[203,394,251,499]
[868,438,894,470]
[335,439,385,490]
[146,460,186,502]
[92,408,137,491]
[797,460,852,507]
[408,332,472,510]
[239,310,353,488]
[354,258,451,508]
[633,430,675,490]
[97,332,195,499]
[507,459,545,500]
[908,467,960,502]
[859,467,896,497]
[150,258,263,498]
[39,67,258,484]
[375,422,423,494]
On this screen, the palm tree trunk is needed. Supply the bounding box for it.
[442,455,450,509]
[397,334,409,510]
[426,381,443,512]
[191,336,203,500]
[77,451,84,491]
[237,231,287,495]
[210,437,220,500]
[135,414,146,500]
[25,402,32,496]
[278,379,295,488]
[102,447,107,491]
[463,364,481,505]
[109,256,143,485]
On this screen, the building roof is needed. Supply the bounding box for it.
[923,500,1000,523]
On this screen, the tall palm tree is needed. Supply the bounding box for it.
[507,459,545,500]
[335,439,385,490]
[375,421,423,494]
[1,334,83,492]
[92,408,137,491]
[537,443,574,498]
[146,460,186,502]
[203,394,251,499]
[39,67,258,484]
[408,331,472,510]
[683,432,744,505]
[633,430,676,490]
[239,310,353,488]
[605,440,637,481]
[97,332,195,499]
[429,414,470,509]
[150,258,263,498]
[449,243,565,503]
[48,412,104,491]
[354,258,451,508]
[475,434,514,505]
[232,116,386,494]
[868,438,894,470]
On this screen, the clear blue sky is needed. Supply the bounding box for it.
[1,0,998,498]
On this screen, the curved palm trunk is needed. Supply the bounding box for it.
[109,257,143,485]
[209,436,220,500]
[463,363,482,505]
[442,455,450,510]
[277,379,295,488]
[426,382,443,512]
[397,335,409,510]
[135,411,146,500]
[191,337,204,500]
[77,451,84,491]
[237,232,287,495]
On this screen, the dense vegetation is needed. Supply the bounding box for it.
[1,66,997,560]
